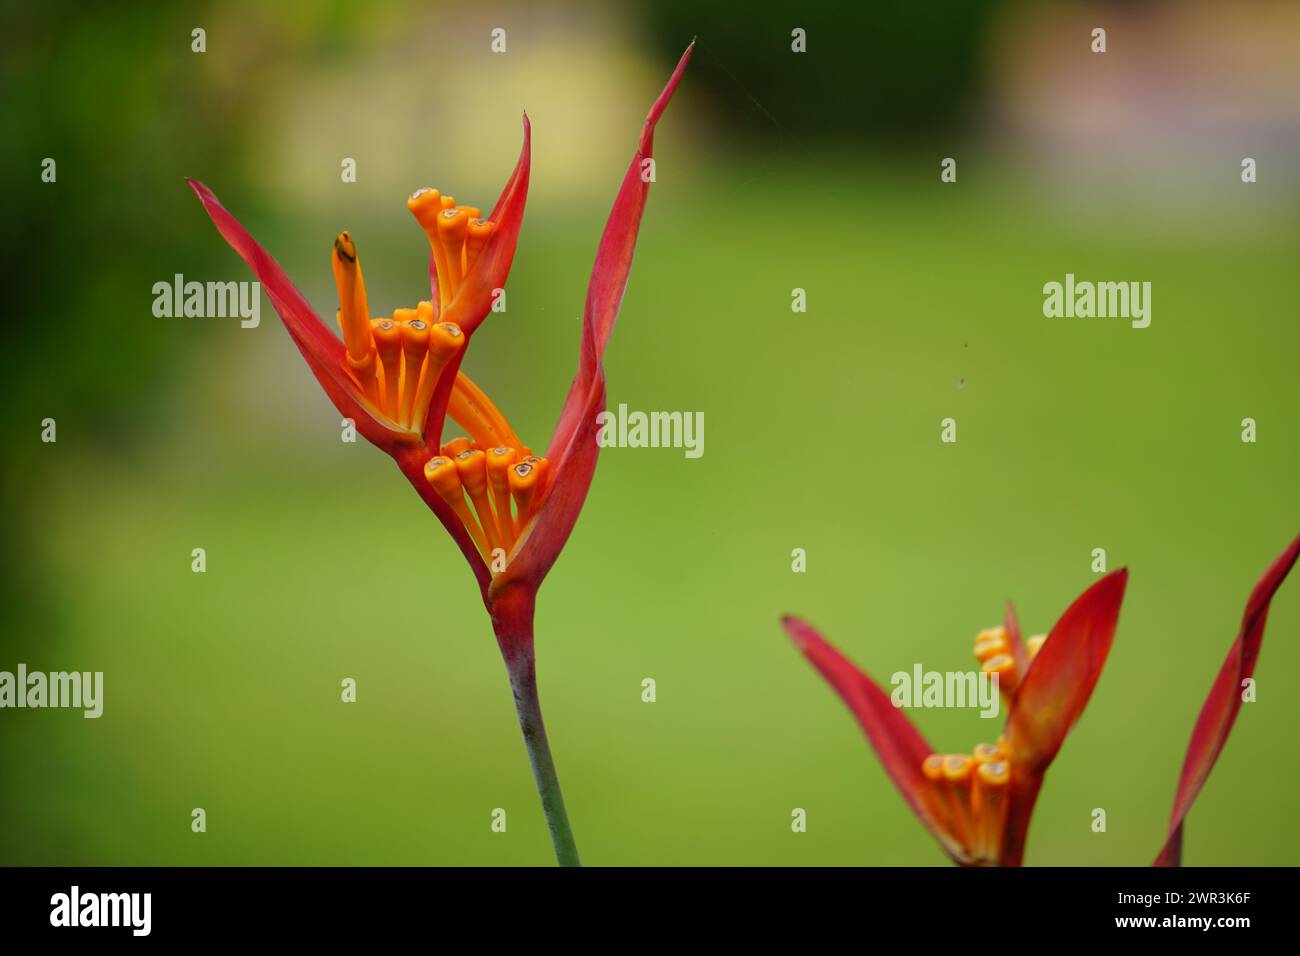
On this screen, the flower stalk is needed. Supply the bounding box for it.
[492,589,580,866]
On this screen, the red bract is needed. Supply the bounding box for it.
[784,570,1128,866]
[188,45,693,866]
[1155,532,1300,866]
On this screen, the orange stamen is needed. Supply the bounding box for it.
[455,449,502,558]
[407,187,453,312]
[921,754,960,850]
[409,321,464,434]
[982,653,1019,696]
[448,371,525,451]
[465,218,495,274]
[331,232,380,405]
[940,755,976,851]
[436,208,469,294]
[520,455,550,519]
[486,447,518,552]
[423,456,489,560]
[972,759,1010,864]
[371,317,404,419]
[398,309,431,428]
[507,460,541,536]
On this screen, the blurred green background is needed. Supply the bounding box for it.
[3,0,1299,866]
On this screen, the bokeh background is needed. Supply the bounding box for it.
[3,0,1298,866]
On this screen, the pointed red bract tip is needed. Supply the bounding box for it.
[781,615,956,860]
[185,178,410,454]
[996,570,1127,866]
[492,47,690,600]
[1004,601,1029,676]
[1006,569,1128,773]
[1155,533,1300,866]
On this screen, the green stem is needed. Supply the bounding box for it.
[494,591,581,867]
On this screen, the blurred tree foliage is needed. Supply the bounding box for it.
[0,1,370,626]
[644,1,997,140]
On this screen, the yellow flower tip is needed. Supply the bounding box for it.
[508,459,539,493]
[1026,633,1047,660]
[972,743,1001,764]
[370,317,404,419]
[942,754,974,783]
[507,459,545,531]
[974,631,1010,663]
[486,446,518,480]
[370,317,402,355]
[428,322,464,360]
[400,317,430,354]
[982,652,1020,695]
[407,187,444,231]
[522,453,548,473]
[977,760,1010,787]
[465,217,495,272]
[517,455,550,517]
[922,754,947,782]
[333,230,357,263]
[982,652,1014,670]
[454,448,489,495]
[331,230,375,376]
[439,194,457,210]
[440,437,473,458]
[438,207,470,239]
[423,455,461,496]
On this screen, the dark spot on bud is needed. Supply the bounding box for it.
[334,233,357,262]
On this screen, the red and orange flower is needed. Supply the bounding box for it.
[784,571,1128,866]
[188,45,693,866]
[785,532,1297,866]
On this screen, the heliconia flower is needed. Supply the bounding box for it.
[187,44,693,866]
[1155,532,1300,866]
[783,569,1128,866]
